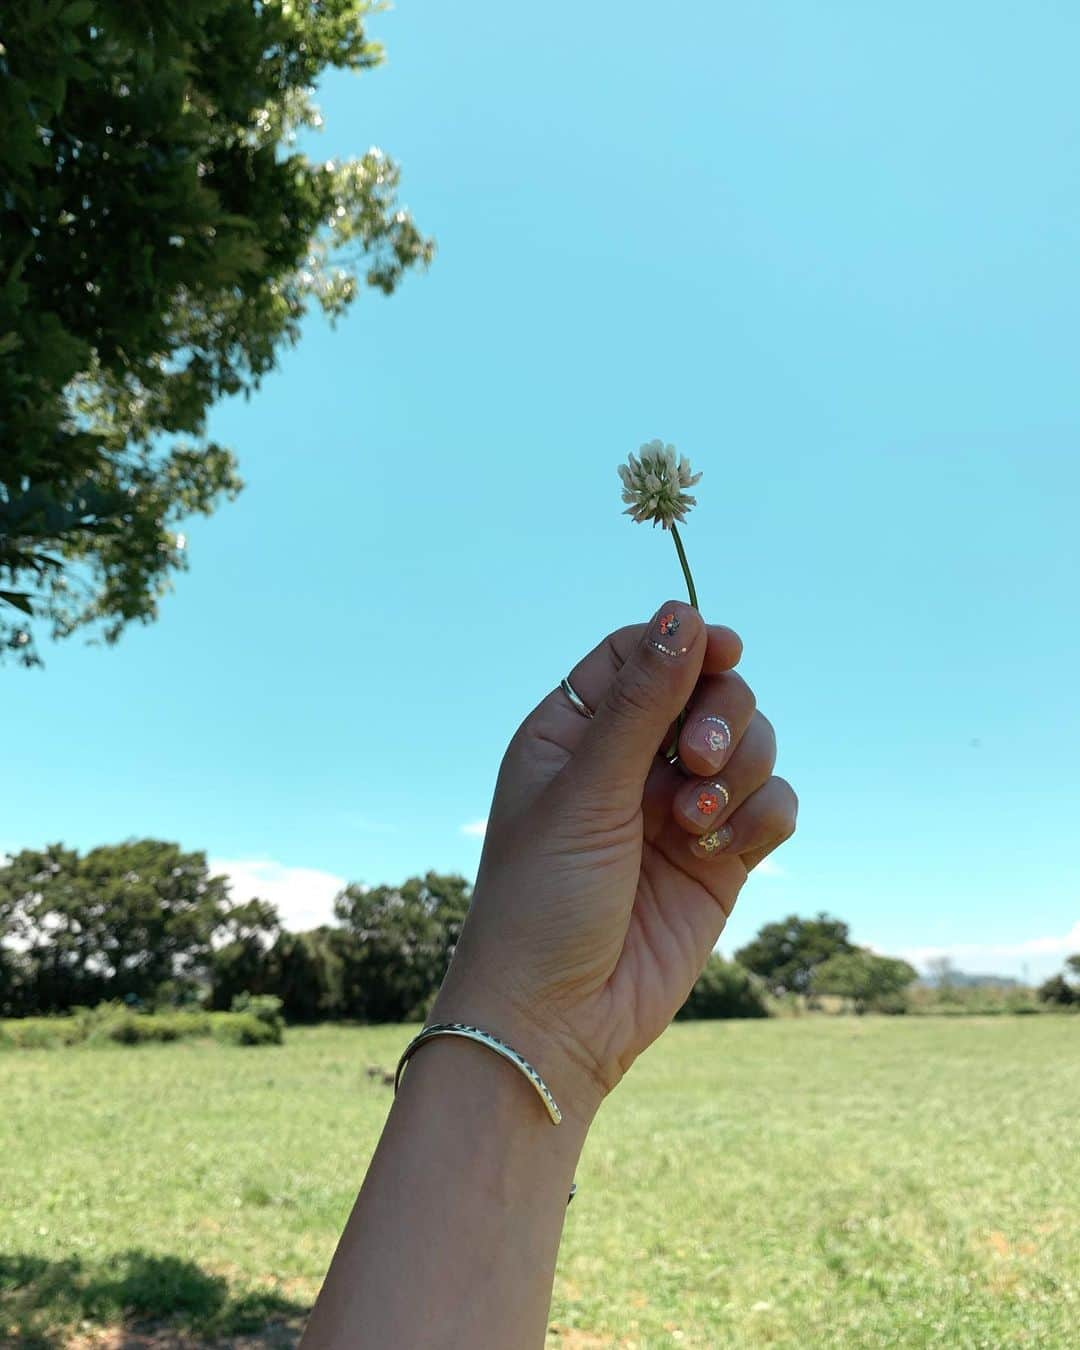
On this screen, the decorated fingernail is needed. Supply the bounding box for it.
[694,782,730,822]
[686,715,732,767]
[649,606,689,657]
[693,824,733,858]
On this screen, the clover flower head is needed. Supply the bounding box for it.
[617,440,702,529]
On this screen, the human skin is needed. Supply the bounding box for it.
[301,602,797,1349]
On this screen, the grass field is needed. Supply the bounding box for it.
[2,1017,1078,1348]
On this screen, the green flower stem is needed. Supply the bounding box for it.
[670,523,698,610]
[665,522,699,761]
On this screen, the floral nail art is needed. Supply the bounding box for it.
[701,716,730,755]
[696,824,733,855]
[650,608,689,657]
[697,783,729,816]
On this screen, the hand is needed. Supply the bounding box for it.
[428,601,798,1123]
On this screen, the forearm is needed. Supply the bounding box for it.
[301,1026,596,1350]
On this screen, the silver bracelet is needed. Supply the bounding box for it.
[394,1022,578,1206]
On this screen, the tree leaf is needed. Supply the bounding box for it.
[0,591,35,616]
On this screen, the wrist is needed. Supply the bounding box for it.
[425,976,606,1131]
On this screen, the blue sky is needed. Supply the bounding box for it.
[6,1,1079,978]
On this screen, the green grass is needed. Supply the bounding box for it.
[1,1018,1077,1348]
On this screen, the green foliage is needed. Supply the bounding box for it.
[675,954,769,1020]
[1036,954,1080,1008]
[907,983,1045,1016]
[1037,973,1077,1007]
[212,1011,281,1045]
[0,841,232,1011]
[2,843,474,1024]
[229,991,284,1034]
[0,0,433,663]
[809,949,918,1014]
[208,874,473,1025]
[208,898,282,1010]
[734,912,854,996]
[332,871,473,1022]
[208,875,473,1025]
[0,1002,281,1047]
[267,926,345,1022]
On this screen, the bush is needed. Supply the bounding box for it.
[676,956,770,1020]
[230,993,284,1033]
[0,1002,280,1048]
[870,992,910,1015]
[86,1009,214,1045]
[212,1013,281,1046]
[0,1018,69,1049]
[908,983,1046,1016]
[1037,975,1076,1007]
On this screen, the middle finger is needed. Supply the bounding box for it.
[676,670,758,777]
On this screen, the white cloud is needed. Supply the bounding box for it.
[210,858,347,932]
[461,819,488,838]
[753,857,786,878]
[899,919,1080,966]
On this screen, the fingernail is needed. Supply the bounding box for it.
[686,715,732,768]
[648,604,690,658]
[692,781,730,827]
[693,824,733,858]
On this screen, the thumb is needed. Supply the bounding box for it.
[567,601,706,811]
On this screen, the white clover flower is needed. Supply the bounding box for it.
[617,440,702,529]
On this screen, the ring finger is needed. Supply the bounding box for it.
[690,774,798,862]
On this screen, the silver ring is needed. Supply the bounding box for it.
[560,676,595,720]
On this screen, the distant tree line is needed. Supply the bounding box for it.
[1,843,935,1023]
[0,842,469,1023]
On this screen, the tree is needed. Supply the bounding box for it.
[0,840,231,1010]
[1036,977,1069,1009]
[332,871,472,1022]
[1037,974,1075,1007]
[208,897,281,1011]
[675,955,769,1020]
[926,956,958,989]
[1037,954,1080,1007]
[809,950,918,1014]
[734,913,854,996]
[267,926,346,1022]
[0,0,433,664]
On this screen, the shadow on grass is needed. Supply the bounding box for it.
[0,1250,309,1348]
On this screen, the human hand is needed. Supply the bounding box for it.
[428,601,797,1124]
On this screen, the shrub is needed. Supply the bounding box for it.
[1037,975,1076,1007]
[0,1019,66,1049]
[212,1013,281,1046]
[0,1003,280,1047]
[676,956,770,1020]
[908,983,1046,1016]
[230,994,284,1033]
[91,1012,144,1045]
[0,1014,94,1047]
[871,992,910,1015]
